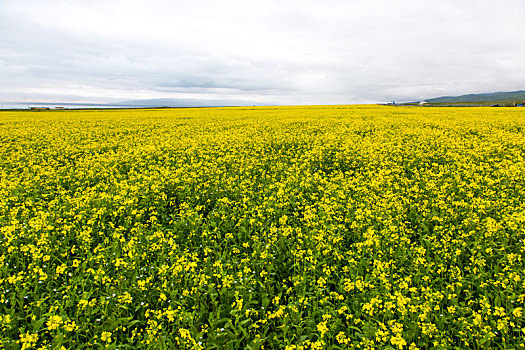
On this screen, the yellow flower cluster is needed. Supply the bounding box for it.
[1,105,524,349]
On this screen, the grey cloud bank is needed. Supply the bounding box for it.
[1,0,524,105]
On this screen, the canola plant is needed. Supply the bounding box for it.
[1,105,524,349]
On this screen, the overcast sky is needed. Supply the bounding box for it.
[1,0,524,105]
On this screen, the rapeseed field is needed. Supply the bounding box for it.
[1,105,524,349]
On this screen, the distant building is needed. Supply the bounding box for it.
[30,107,50,110]
[419,101,428,106]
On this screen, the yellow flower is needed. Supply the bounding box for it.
[19,332,38,350]
[336,331,349,344]
[409,343,420,350]
[101,331,112,342]
[64,321,78,332]
[391,335,407,349]
[46,315,62,330]
[166,308,176,322]
[473,313,482,326]
[179,328,191,339]
[56,264,67,275]
[317,321,329,336]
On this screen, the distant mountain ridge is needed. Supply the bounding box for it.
[423,90,525,103]
[115,98,260,107]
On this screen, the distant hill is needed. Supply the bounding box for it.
[423,90,525,104]
[115,98,261,107]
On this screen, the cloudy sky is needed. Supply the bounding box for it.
[1,0,524,105]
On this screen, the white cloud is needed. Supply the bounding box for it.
[1,0,524,104]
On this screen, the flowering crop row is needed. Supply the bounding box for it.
[1,105,524,349]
